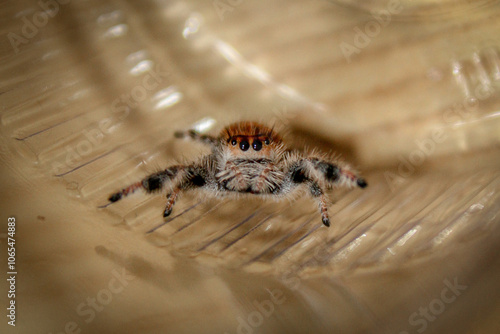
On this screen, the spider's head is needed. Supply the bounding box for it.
[221,121,283,158]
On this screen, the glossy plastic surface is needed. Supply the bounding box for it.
[1,1,499,333]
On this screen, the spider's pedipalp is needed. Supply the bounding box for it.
[216,160,250,192]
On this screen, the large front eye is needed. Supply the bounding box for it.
[239,140,249,151]
[231,138,237,146]
[252,139,262,151]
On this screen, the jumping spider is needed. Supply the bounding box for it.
[106,121,367,227]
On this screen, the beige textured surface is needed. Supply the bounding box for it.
[1,0,500,333]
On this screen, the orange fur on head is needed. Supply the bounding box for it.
[220,121,283,157]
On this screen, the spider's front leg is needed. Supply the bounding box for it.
[163,188,181,217]
[106,160,209,218]
[285,162,332,227]
[287,157,367,227]
[309,182,331,227]
[161,163,208,218]
[304,157,368,189]
[107,165,183,203]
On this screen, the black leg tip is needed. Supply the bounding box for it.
[173,131,184,138]
[108,193,122,202]
[357,178,368,188]
[163,209,172,217]
[322,217,330,227]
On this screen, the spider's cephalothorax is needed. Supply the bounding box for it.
[106,121,367,227]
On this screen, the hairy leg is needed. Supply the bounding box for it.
[286,157,366,227]
[174,129,218,148]
[303,158,367,189]
[107,166,182,203]
[163,187,181,217]
[107,161,209,218]
[276,167,331,226]
[161,164,208,217]
[309,182,331,227]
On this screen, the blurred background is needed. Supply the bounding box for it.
[1,0,499,333]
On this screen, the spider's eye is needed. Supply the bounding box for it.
[230,139,237,146]
[264,138,270,145]
[252,139,262,151]
[239,140,249,151]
